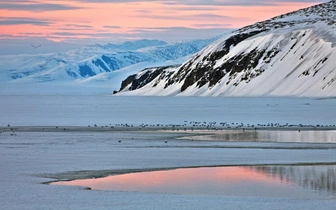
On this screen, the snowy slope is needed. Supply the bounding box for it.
[116,1,336,97]
[0,38,216,85]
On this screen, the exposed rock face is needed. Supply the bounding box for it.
[115,1,336,97]
[116,65,180,93]
[169,30,267,92]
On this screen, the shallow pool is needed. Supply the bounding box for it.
[52,165,336,199]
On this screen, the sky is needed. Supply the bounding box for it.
[0,0,327,54]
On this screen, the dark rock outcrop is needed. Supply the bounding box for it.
[114,65,180,94]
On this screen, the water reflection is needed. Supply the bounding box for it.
[251,165,336,196]
[189,130,336,143]
[52,165,336,199]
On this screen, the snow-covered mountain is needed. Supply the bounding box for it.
[0,38,216,84]
[115,1,336,97]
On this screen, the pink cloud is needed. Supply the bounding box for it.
[0,1,324,42]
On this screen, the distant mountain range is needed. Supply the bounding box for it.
[115,0,336,97]
[0,38,217,87]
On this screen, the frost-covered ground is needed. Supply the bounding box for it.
[1,95,336,209]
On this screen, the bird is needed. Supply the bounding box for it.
[31,44,41,49]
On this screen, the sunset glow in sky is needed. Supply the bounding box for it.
[0,0,327,53]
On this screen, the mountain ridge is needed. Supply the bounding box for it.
[115,0,336,97]
[0,38,217,84]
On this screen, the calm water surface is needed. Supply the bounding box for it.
[1,95,336,126]
[53,165,336,199]
[187,130,336,143]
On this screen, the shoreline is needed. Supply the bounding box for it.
[1,125,336,133]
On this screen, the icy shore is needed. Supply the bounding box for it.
[1,129,336,209]
[1,95,336,209]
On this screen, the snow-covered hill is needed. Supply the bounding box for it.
[0,38,216,86]
[115,0,336,97]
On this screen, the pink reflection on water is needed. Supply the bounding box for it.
[83,167,277,188]
[54,167,309,197]
[53,166,336,198]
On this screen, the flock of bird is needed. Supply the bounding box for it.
[2,121,335,143]
[88,121,336,131]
